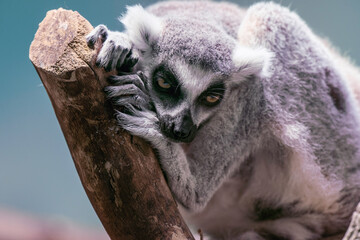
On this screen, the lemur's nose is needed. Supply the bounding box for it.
[174,115,192,137]
[173,114,195,141]
[159,109,197,142]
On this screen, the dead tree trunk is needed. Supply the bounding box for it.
[29,8,194,240]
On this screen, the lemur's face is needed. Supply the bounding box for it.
[148,60,228,143]
[120,6,271,142]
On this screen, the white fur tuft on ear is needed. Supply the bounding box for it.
[120,5,163,52]
[232,45,273,78]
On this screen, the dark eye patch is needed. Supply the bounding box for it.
[198,81,226,107]
[151,64,184,106]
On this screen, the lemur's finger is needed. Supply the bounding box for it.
[95,39,114,68]
[104,84,148,99]
[111,95,151,111]
[117,49,140,72]
[86,24,108,49]
[107,74,146,91]
[116,48,131,69]
[95,32,131,71]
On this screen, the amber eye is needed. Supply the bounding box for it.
[157,78,171,89]
[206,95,220,103]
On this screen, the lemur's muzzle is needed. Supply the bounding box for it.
[159,110,197,143]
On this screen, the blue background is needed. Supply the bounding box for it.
[0,0,359,231]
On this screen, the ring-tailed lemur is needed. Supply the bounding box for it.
[86,1,360,239]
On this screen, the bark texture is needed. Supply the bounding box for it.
[29,8,194,240]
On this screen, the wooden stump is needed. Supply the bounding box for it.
[29,8,194,240]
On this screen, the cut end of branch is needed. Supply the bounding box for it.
[29,8,94,78]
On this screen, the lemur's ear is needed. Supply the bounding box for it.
[120,5,163,52]
[232,45,273,78]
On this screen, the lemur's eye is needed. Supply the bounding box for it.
[157,78,171,89]
[199,82,225,106]
[200,93,222,107]
[206,95,220,103]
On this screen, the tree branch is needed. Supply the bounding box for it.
[29,8,194,240]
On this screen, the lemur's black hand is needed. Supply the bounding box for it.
[86,24,139,72]
[105,72,154,112]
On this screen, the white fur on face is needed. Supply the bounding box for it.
[170,59,224,125]
[173,59,220,101]
[155,101,189,119]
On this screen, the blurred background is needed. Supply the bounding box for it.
[0,0,359,239]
